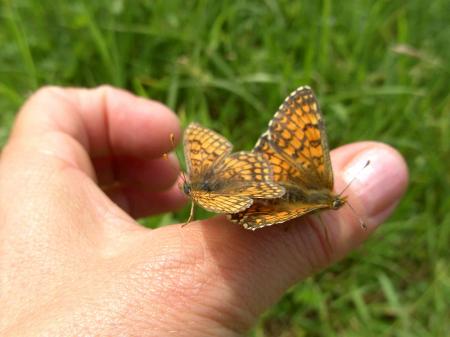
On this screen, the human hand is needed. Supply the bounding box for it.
[0,86,408,337]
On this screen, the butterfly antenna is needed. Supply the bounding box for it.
[165,133,187,185]
[338,160,371,197]
[347,201,367,230]
[166,133,194,227]
[337,160,370,230]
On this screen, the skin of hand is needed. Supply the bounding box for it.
[0,86,408,337]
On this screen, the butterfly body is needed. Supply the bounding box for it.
[230,86,347,230]
[285,189,344,208]
[183,180,217,195]
[182,122,285,223]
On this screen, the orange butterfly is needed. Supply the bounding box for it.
[182,122,285,223]
[230,86,349,230]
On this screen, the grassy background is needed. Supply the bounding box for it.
[1,1,449,336]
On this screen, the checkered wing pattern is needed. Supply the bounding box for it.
[268,86,333,189]
[253,133,307,188]
[229,200,327,230]
[230,86,343,229]
[189,193,254,214]
[182,123,285,218]
[183,122,232,179]
[213,151,285,199]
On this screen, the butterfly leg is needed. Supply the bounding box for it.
[182,202,195,227]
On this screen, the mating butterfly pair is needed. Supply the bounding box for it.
[182,86,346,230]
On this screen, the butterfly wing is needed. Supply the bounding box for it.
[190,192,254,214]
[268,86,333,189]
[229,136,325,228]
[212,151,285,199]
[191,151,286,214]
[184,124,284,215]
[183,122,233,180]
[253,133,308,188]
[230,86,335,229]
[229,200,328,230]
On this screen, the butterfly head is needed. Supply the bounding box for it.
[182,181,191,196]
[331,195,347,210]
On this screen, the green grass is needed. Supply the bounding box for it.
[1,1,449,336]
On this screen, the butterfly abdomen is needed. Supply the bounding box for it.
[190,180,219,193]
[183,181,219,196]
[284,188,335,206]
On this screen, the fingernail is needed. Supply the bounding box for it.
[343,145,408,224]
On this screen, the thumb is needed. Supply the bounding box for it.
[162,141,408,331]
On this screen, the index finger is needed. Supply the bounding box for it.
[11,86,181,159]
